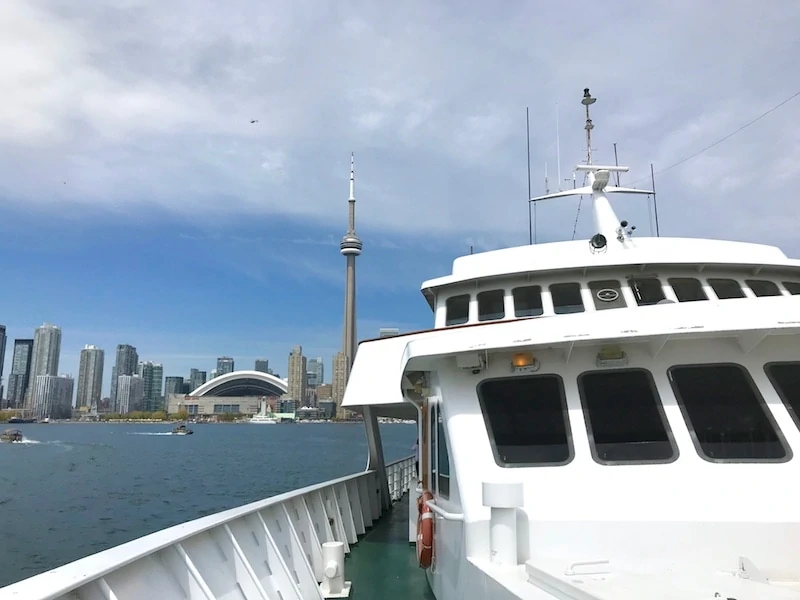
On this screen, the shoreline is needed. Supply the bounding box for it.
[2,419,415,425]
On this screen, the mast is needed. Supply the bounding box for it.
[582,88,596,165]
[528,88,654,251]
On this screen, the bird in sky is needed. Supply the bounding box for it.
[250,119,258,124]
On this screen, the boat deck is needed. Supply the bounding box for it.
[348,492,433,599]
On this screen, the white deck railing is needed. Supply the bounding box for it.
[0,455,416,600]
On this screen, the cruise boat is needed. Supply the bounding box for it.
[249,399,279,424]
[4,89,800,599]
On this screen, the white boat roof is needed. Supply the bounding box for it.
[342,294,800,413]
[421,236,800,295]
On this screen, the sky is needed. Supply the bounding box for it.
[1,0,799,396]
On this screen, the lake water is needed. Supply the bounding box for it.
[0,421,416,588]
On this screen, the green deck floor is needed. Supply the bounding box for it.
[345,493,435,598]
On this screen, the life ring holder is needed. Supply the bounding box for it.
[416,490,435,569]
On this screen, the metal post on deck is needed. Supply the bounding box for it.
[363,406,391,511]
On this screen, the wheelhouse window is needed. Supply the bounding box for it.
[669,364,789,462]
[477,289,505,322]
[477,375,572,466]
[430,401,450,498]
[747,279,781,297]
[708,278,745,299]
[550,283,584,314]
[588,280,626,310]
[512,285,543,317]
[628,277,665,306]
[445,294,470,326]
[579,369,676,464]
[669,278,708,302]
[765,362,800,433]
[783,282,800,295]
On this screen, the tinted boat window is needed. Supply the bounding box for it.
[782,282,800,295]
[550,283,584,314]
[477,290,505,322]
[430,401,450,498]
[589,280,626,310]
[445,294,470,326]
[765,362,800,433]
[708,278,745,299]
[628,277,665,306]
[746,279,781,297]
[669,364,788,462]
[579,369,676,464]
[512,285,543,317]
[669,278,708,302]
[478,375,572,466]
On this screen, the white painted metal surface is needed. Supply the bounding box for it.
[0,456,415,600]
[343,90,800,599]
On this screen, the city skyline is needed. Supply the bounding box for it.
[0,322,400,404]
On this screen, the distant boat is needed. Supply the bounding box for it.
[249,398,278,424]
[248,414,278,424]
[171,424,193,435]
[8,417,35,424]
[1,429,24,443]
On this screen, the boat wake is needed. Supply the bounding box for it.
[125,432,173,436]
[14,439,70,447]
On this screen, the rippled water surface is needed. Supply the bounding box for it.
[0,422,415,587]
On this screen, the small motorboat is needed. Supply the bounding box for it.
[1,429,24,443]
[171,424,193,435]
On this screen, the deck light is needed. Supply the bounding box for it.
[595,346,628,368]
[511,352,540,373]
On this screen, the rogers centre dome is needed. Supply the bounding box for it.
[189,370,288,398]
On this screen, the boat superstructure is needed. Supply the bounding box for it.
[3,89,800,600]
[338,89,800,599]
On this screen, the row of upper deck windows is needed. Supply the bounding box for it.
[444,277,800,326]
[478,362,800,466]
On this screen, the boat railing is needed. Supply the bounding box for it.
[386,454,416,502]
[0,455,417,600]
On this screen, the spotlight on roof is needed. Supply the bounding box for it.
[590,233,607,250]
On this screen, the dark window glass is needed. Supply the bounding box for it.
[783,282,800,295]
[445,294,470,326]
[477,290,505,322]
[512,285,543,317]
[765,362,800,433]
[436,407,450,497]
[669,278,708,302]
[478,375,572,466]
[589,280,626,310]
[550,283,584,314]
[628,277,665,306]
[579,370,675,463]
[708,278,745,299]
[747,279,781,297]
[669,364,788,462]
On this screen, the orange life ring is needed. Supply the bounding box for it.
[416,490,435,569]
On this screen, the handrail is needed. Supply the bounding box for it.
[385,454,415,467]
[0,468,378,600]
[425,499,464,522]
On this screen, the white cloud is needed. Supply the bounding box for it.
[1,0,799,251]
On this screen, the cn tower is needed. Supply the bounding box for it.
[339,154,389,509]
[340,153,362,369]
